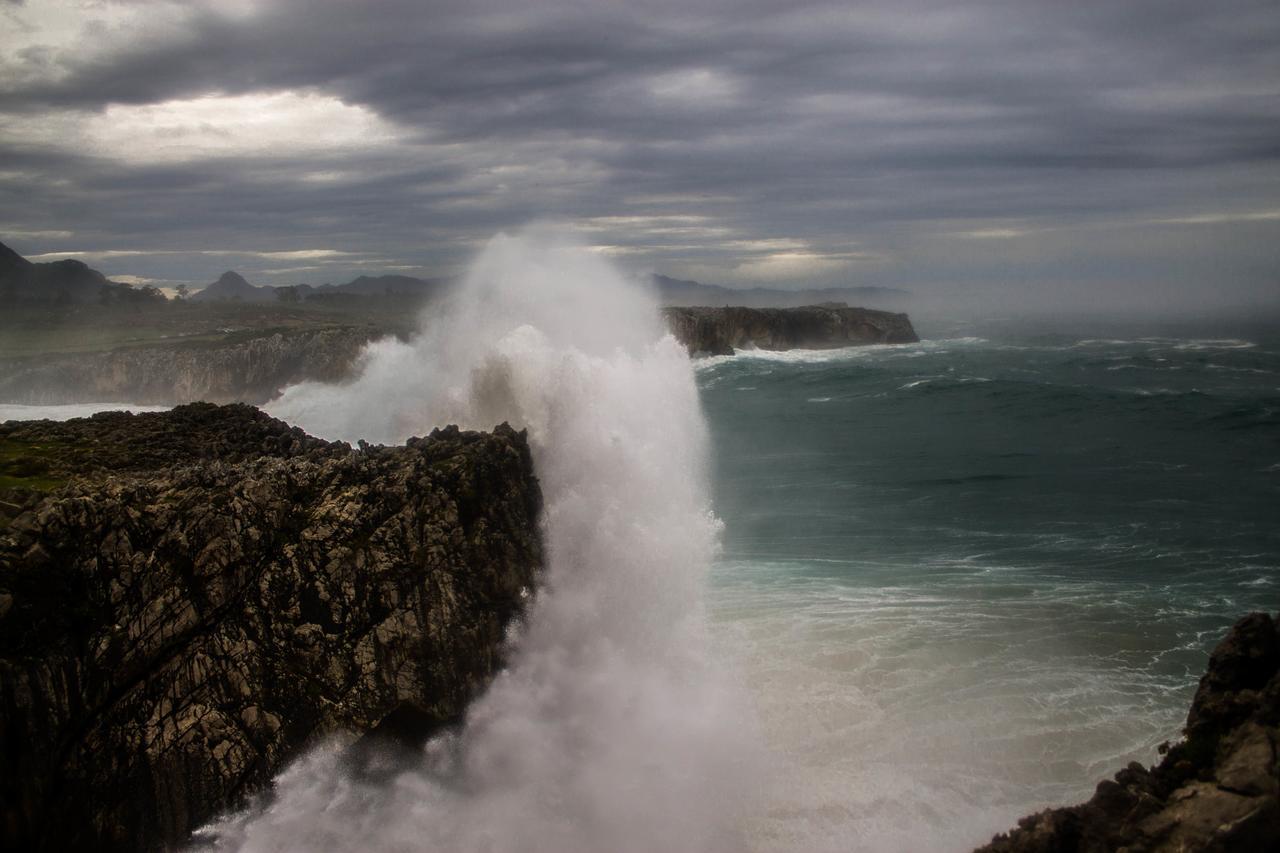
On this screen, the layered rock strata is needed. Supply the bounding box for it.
[977,611,1280,852]
[0,403,543,852]
[0,325,382,405]
[663,304,919,355]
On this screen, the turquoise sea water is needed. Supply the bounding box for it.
[5,313,1276,852]
[698,317,1280,851]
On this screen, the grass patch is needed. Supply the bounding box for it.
[0,473,64,492]
[0,299,417,358]
[0,325,181,357]
[0,437,75,492]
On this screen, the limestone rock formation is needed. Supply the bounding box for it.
[976,612,1280,853]
[0,404,543,852]
[663,304,919,356]
[0,325,383,405]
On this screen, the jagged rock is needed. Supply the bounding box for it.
[662,304,919,356]
[0,404,543,852]
[0,325,383,405]
[976,612,1280,853]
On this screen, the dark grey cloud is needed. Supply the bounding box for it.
[0,0,1277,307]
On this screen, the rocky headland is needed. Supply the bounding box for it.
[0,403,1275,852]
[0,404,543,851]
[662,304,919,355]
[976,611,1280,852]
[0,307,922,406]
[0,325,383,406]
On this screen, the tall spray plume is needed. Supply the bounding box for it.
[208,227,761,851]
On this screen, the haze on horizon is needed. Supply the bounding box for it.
[1,0,1278,314]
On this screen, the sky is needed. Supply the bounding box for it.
[1,0,1278,308]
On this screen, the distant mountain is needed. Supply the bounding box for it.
[0,239,126,304]
[189,271,276,303]
[316,274,442,297]
[296,274,445,300]
[0,240,31,281]
[189,271,445,302]
[650,274,910,308]
[2,237,907,311]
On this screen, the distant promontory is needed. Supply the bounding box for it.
[0,239,924,403]
[664,304,919,356]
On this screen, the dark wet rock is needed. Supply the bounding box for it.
[976,612,1280,853]
[663,304,919,356]
[0,325,383,405]
[0,404,543,852]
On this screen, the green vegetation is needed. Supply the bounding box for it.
[0,297,422,358]
[0,437,72,492]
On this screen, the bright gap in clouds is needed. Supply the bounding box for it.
[75,91,402,163]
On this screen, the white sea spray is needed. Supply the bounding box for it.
[209,226,763,852]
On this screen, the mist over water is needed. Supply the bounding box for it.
[215,229,762,851]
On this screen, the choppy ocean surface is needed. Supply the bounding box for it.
[3,313,1277,852]
[698,317,1280,851]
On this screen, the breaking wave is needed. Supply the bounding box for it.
[210,227,762,851]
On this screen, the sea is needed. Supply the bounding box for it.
[698,312,1280,850]
[4,249,1277,851]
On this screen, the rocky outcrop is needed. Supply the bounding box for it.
[977,612,1280,853]
[662,304,919,355]
[0,325,385,405]
[0,404,543,852]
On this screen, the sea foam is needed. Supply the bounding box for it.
[206,227,761,852]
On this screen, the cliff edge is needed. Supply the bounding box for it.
[977,612,1280,852]
[0,404,543,851]
[663,304,919,356]
[0,325,382,406]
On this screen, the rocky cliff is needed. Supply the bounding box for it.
[662,304,919,355]
[0,325,382,405]
[0,306,921,406]
[977,612,1280,853]
[0,404,543,852]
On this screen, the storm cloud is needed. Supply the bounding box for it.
[1,0,1278,306]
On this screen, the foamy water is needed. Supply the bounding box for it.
[697,324,1280,850]
[6,255,1274,852]
[208,228,763,851]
